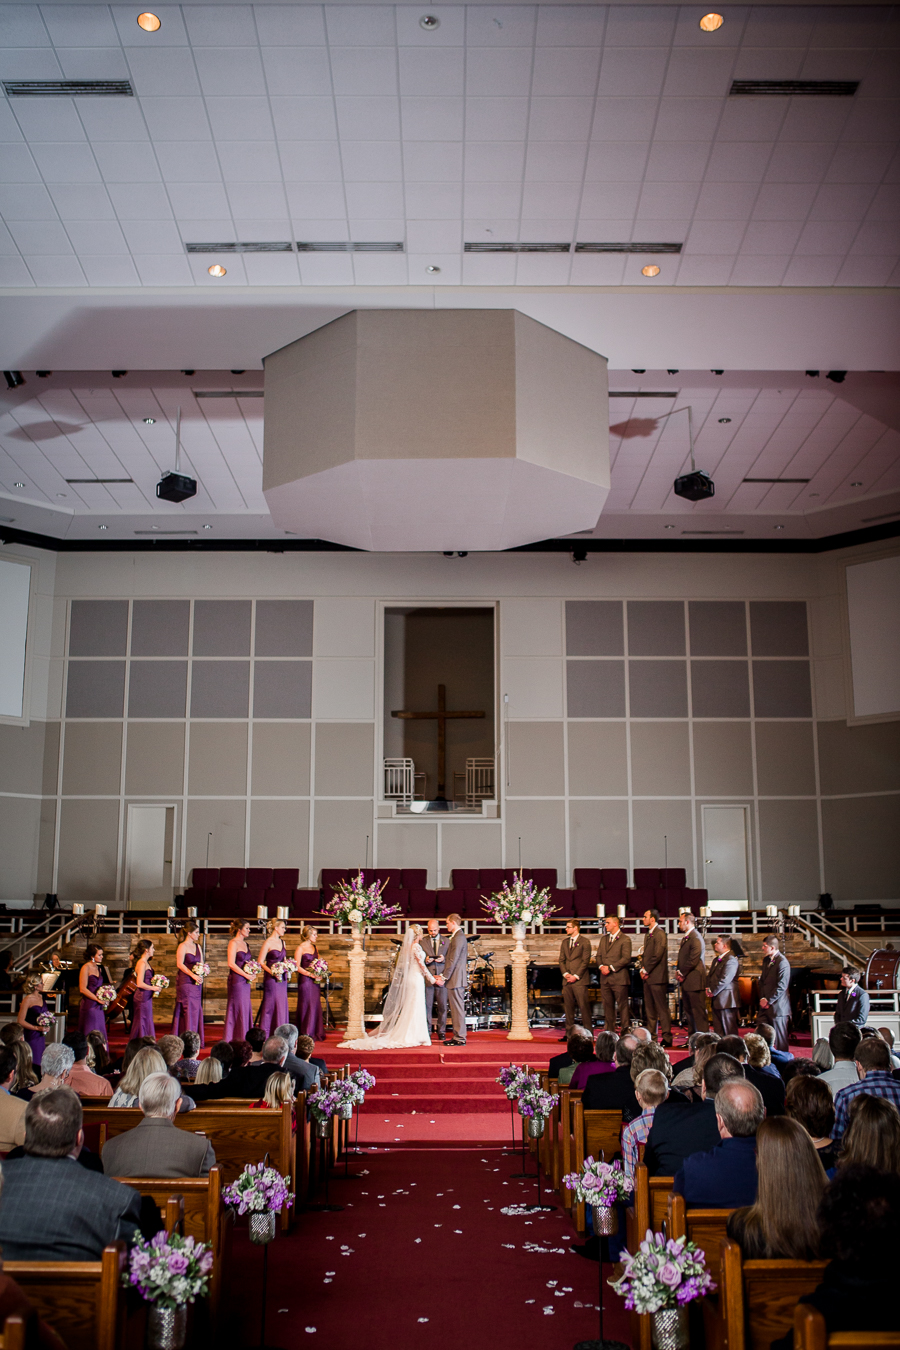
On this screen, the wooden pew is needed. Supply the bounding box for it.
[558,1089,583,1212]
[625,1166,675,1350]
[571,1102,623,1235]
[794,1306,900,1350]
[0,1312,27,1350]
[666,1192,736,1287]
[718,1238,827,1350]
[2,1242,138,1350]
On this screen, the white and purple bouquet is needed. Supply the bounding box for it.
[345,1068,376,1105]
[222,1162,294,1216]
[124,1231,213,1309]
[496,1064,536,1100]
[308,1082,354,1122]
[563,1156,630,1208]
[270,957,298,983]
[192,962,211,981]
[320,872,402,929]
[95,983,117,1009]
[481,874,557,927]
[309,957,329,983]
[241,959,262,982]
[150,973,170,994]
[517,1078,559,1120]
[610,1229,716,1314]
[35,1010,55,1032]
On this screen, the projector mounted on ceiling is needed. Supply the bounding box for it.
[652,404,716,503]
[156,408,197,504]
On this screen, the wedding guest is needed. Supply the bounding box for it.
[0,1046,27,1153]
[296,1034,327,1079]
[87,1031,112,1077]
[550,1027,592,1081]
[200,1036,290,1101]
[294,925,325,1041]
[62,1033,113,1099]
[629,1041,674,1087]
[157,1034,184,1074]
[833,1037,900,1142]
[837,1094,900,1175]
[170,923,205,1044]
[785,1076,837,1172]
[622,1069,669,1187]
[0,1024,24,1048]
[109,1047,167,1107]
[718,1034,785,1116]
[673,1079,764,1208]
[672,1036,719,1102]
[818,1022,861,1095]
[245,1027,266,1062]
[194,1056,223,1087]
[114,1036,156,1084]
[569,1030,617,1090]
[10,1040,38,1100]
[559,1033,596,1087]
[250,1070,296,1132]
[0,951,14,991]
[274,1023,318,1092]
[877,1026,900,1071]
[229,1039,253,1069]
[16,975,49,1069]
[672,1030,719,1082]
[744,1031,780,1079]
[28,1043,74,1096]
[77,943,109,1044]
[833,967,869,1028]
[643,1053,743,1178]
[782,1059,822,1084]
[754,1020,794,1076]
[129,940,158,1040]
[726,1116,826,1259]
[210,1040,235,1076]
[582,1033,641,1122]
[812,1037,835,1072]
[258,918,290,1037]
[224,919,254,1041]
[102,1074,214,1179]
[173,1031,202,1082]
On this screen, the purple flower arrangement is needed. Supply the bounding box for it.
[35,1011,55,1032]
[241,959,262,982]
[271,958,298,983]
[308,1080,358,1120]
[124,1231,213,1309]
[349,1068,376,1098]
[222,1163,295,1216]
[496,1065,535,1100]
[150,973,170,993]
[516,1078,559,1120]
[320,872,402,929]
[192,962,211,980]
[309,957,329,982]
[610,1230,715,1315]
[562,1156,630,1209]
[95,983,117,1008]
[480,875,558,927]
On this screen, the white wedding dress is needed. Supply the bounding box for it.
[339,928,435,1050]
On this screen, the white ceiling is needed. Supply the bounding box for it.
[0,3,898,290]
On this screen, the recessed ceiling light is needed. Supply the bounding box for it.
[774,524,784,530]
[699,12,724,31]
[136,12,161,31]
[13,482,24,488]
[419,14,440,29]
[98,524,108,531]
[56,493,67,498]
[426,265,441,273]
[208,264,227,278]
[851,481,863,487]
[641,265,661,277]
[664,524,676,530]
[202,524,213,530]
[718,417,731,424]
[143,417,156,425]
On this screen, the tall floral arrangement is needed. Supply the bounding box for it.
[517,1076,559,1120]
[481,874,557,926]
[222,1163,294,1216]
[563,1156,630,1208]
[124,1232,213,1309]
[320,872,402,928]
[496,1065,537,1100]
[610,1230,715,1314]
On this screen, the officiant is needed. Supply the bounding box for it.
[423,918,449,1040]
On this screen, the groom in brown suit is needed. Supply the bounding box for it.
[559,920,593,1038]
[596,914,632,1032]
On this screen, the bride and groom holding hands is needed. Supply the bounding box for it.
[339,914,468,1050]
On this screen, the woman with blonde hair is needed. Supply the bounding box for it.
[10,1039,38,1098]
[744,1032,778,1076]
[251,1069,296,1132]
[726,1116,827,1260]
[194,1055,223,1087]
[258,917,290,1036]
[838,1094,900,1175]
[224,919,254,1041]
[16,973,49,1068]
[109,1046,167,1107]
[294,924,325,1041]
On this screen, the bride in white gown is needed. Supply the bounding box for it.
[339,923,436,1050]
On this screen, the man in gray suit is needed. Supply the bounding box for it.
[274,1023,319,1093]
[437,913,467,1045]
[706,935,741,1037]
[596,914,633,1032]
[756,934,791,1053]
[640,909,672,1046]
[102,1073,215,1179]
[0,1088,142,1261]
[423,918,449,1038]
[676,911,708,1035]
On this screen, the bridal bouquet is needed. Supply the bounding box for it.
[150,973,170,994]
[192,962,211,981]
[124,1231,213,1309]
[222,1162,294,1216]
[517,1077,559,1120]
[35,1010,55,1032]
[96,983,117,1009]
[562,1157,630,1208]
[241,958,262,982]
[320,872,402,929]
[481,874,557,927]
[309,957,329,983]
[271,958,298,983]
[610,1230,715,1314]
[496,1065,537,1100]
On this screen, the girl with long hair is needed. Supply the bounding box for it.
[78,942,109,1044]
[171,922,205,1044]
[294,924,325,1041]
[839,1094,900,1175]
[129,939,158,1040]
[727,1116,827,1260]
[258,918,290,1036]
[16,973,49,1069]
[224,919,254,1041]
[109,1046,167,1107]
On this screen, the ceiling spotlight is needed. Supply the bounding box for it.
[202,524,213,530]
[718,417,732,423]
[457,551,467,558]
[13,482,25,489]
[572,543,588,564]
[208,265,227,278]
[143,417,156,425]
[36,371,52,378]
[181,370,195,376]
[98,524,108,531]
[664,524,676,530]
[774,524,784,530]
[805,370,820,378]
[631,370,646,374]
[230,370,245,375]
[641,265,661,277]
[419,14,440,28]
[851,481,863,487]
[137,12,161,31]
[711,370,724,375]
[667,369,679,375]
[112,370,127,378]
[3,372,25,389]
[699,12,724,32]
[426,265,441,273]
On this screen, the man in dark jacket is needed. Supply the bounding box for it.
[673,1079,763,1208]
[676,912,708,1035]
[640,909,671,1046]
[644,1052,743,1176]
[582,1033,641,1122]
[717,1034,785,1115]
[596,915,632,1033]
[559,920,593,1038]
[833,967,870,1029]
[756,933,791,1053]
[190,1035,292,1101]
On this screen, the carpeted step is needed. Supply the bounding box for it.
[363,1091,509,1114]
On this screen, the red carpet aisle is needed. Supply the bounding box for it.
[219,1143,633,1350]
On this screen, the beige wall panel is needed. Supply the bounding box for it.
[505,800,566,874]
[817,719,900,796]
[125,722,186,796]
[630,722,691,797]
[315,722,374,796]
[36,798,56,893]
[375,821,438,886]
[312,660,375,719]
[185,799,246,873]
[813,658,846,721]
[0,797,41,900]
[758,799,820,906]
[249,799,310,871]
[62,722,122,796]
[823,795,900,902]
[693,722,754,797]
[504,658,564,718]
[756,722,817,796]
[42,721,60,795]
[501,599,563,657]
[507,722,564,796]
[313,598,375,657]
[251,722,311,797]
[569,799,629,872]
[567,723,628,796]
[0,722,46,795]
[633,800,693,874]
[313,799,374,879]
[188,722,248,797]
[57,799,119,905]
[439,822,502,881]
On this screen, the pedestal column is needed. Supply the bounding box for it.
[507,923,533,1042]
[344,924,368,1041]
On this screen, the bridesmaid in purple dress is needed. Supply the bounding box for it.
[294,925,325,1041]
[77,942,109,1045]
[130,939,158,1040]
[258,918,289,1037]
[171,922,205,1045]
[224,919,254,1041]
[17,975,49,1068]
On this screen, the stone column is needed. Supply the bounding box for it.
[344,925,368,1041]
[507,923,533,1042]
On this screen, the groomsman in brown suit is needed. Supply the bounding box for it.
[640,909,672,1046]
[675,911,708,1035]
[558,920,593,1039]
[596,914,632,1032]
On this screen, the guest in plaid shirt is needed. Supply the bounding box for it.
[622,1069,670,1188]
[833,1038,900,1143]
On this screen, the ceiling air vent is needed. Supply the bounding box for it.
[743,477,810,484]
[3,80,134,97]
[610,391,677,399]
[465,242,571,252]
[729,79,859,97]
[296,241,404,253]
[681,530,745,536]
[193,391,264,399]
[576,241,682,254]
[185,242,292,254]
[65,477,134,484]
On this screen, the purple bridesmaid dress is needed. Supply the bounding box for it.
[171,949,205,1045]
[23,1000,49,1068]
[296,951,325,1041]
[78,970,108,1041]
[223,947,253,1041]
[130,963,156,1040]
[258,942,289,1037]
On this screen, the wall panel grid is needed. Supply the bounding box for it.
[500,598,822,901]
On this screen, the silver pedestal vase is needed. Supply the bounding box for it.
[315,1115,332,1138]
[651,1308,689,1350]
[339,1102,353,1120]
[573,1204,628,1350]
[592,1204,618,1235]
[249,1210,276,1245]
[527,1114,545,1139]
[146,1303,187,1350]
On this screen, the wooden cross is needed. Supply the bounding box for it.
[392,683,485,800]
